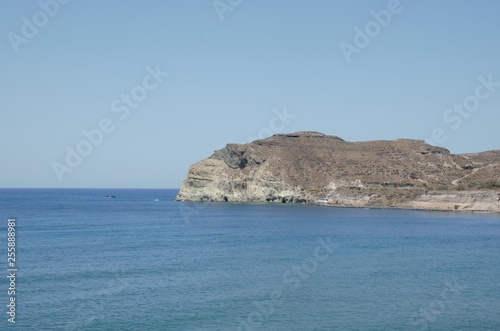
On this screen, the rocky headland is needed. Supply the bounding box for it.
[176,132,500,213]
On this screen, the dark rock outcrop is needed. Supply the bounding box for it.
[176,132,500,212]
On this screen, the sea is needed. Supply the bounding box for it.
[0,188,499,330]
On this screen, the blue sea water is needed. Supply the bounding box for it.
[0,188,499,330]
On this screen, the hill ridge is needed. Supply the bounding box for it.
[176,132,500,213]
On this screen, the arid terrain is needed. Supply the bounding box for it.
[176,132,500,213]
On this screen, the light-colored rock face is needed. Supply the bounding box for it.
[176,157,311,203]
[176,131,500,212]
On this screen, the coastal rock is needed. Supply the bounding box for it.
[176,132,500,213]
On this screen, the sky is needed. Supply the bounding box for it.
[1,0,499,189]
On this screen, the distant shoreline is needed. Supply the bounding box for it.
[177,198,500,215]
[176,132,500,214]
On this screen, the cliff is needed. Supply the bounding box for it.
[176,132,500,213]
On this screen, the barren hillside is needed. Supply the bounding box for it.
[176,132,500,213]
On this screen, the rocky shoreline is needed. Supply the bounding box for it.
[176,132,500,214]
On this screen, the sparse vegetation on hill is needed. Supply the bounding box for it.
[177,132,500,213]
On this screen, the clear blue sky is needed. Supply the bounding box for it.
[1,0,499,188]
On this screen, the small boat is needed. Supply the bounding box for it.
[104,195,116,199]
[154,199,160,202]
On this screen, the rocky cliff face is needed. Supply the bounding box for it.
[176,132,500,213]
